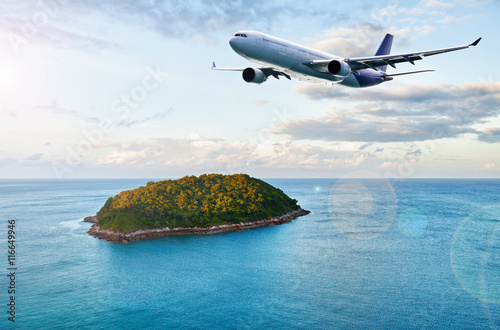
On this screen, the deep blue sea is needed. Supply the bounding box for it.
[1,178,499,329]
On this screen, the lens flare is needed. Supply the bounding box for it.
[328,171,397,240]
[451,204,500,304]
[397,208,427,237]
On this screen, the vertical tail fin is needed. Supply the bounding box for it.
[374,33,394,72]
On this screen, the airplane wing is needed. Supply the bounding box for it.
[211,62,291,80]
[346,37,482,72]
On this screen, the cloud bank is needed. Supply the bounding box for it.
[95,136,367,173]
[0,0,347,50]
[272,82,500,143]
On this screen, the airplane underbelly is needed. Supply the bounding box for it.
[288,63,338,83]
[339,74,361,88]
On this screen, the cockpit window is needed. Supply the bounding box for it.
[234,33,248,38]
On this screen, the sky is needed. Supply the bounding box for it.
[0,0,499,179]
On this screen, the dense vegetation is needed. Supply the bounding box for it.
[97,174,300,233]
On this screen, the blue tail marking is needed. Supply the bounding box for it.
[374,33,394,72]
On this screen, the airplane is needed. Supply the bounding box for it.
[212,30,481,88]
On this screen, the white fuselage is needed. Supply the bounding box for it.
[229,31,384,88]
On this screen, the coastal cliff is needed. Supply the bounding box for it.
[86,174,310,242]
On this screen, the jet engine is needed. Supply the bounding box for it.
[327,60,351,78]
[242,68,266,84]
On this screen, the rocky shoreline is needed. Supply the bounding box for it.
[83,215,98,223]
[86,208,310,243]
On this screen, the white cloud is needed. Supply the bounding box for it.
[91,135,371,174]
[305,23,411,58]
[280,82,500,143]
[0,0,349,51]
[367,0,477,42]
[414,25,437,35]
[421,0,455,8]
[438,15,464,24]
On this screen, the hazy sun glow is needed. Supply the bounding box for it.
[0,0,498,179]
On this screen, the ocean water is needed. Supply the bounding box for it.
[0,178,499,329]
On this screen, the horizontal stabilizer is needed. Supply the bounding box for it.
[211,61,245,71]
[383,70,434,81]
[384,69,434,77]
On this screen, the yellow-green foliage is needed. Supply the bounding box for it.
[97,174,300,233]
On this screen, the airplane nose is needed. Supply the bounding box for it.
[229,35,248,55]
[229,36,246,53]
[229,37,237,50]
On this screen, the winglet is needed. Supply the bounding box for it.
[470,37,482,47]
[212,61,216,69]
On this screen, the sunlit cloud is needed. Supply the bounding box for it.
[478,127,500,143]
[93,136,370,173]
[480,162,496,171]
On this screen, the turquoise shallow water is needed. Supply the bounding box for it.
[0,178,499,329]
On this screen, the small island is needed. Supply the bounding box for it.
[87,174,310,242]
